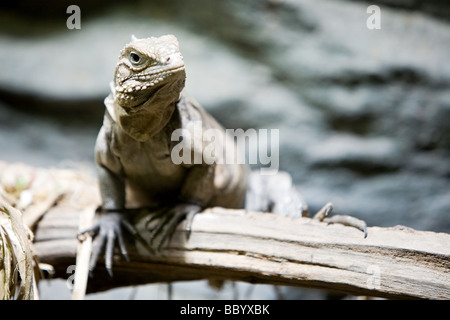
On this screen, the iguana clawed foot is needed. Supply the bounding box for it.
[144,203,201,252]
[78,204,201,277]
[312,202,367,238]
[78,209,148,277]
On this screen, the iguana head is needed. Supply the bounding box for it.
[113,34,186,109]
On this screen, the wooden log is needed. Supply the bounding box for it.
[1,161,448,299]
[33,204,450,299]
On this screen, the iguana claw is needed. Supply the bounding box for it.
[313,202,368,238]
[145,203,201,251]
[79,209,151,277]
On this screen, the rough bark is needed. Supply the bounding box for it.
[2,162,448,299]
[33,204,450,299]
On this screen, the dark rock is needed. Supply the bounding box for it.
[0,0,449,235]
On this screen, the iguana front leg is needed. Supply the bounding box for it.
[144,165,215,250]
[79,165,139,277]
[145,203,201,251]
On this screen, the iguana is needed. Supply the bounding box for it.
[81,35,366,276]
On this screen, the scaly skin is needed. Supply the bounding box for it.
[80,34,366,277]
[81,35,249,276]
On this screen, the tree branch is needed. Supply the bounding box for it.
[33,204,450,299]
[1,162,448,299]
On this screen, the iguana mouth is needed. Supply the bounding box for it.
[115,65,185,109]
[116,65,185,94]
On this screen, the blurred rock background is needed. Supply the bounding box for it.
[0,0,449,299]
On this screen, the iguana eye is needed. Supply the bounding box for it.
[129,51,142,65]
